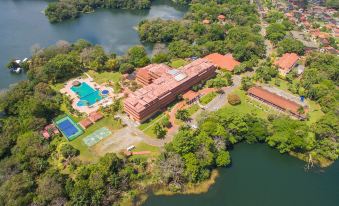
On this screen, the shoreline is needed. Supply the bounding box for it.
[154,169,220,196]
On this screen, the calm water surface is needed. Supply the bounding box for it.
[144,144,339,206]
[0,0,186,89]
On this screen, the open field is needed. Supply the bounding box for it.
[87,70,121,84]
[69,116,123,162]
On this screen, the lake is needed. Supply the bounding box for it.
[0,0,186,89]
[143,144,339,206]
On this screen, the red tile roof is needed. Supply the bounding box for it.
[248,87,306,116]
[88,112,104,123]
[79,118,93,129]
[183,90,200,101]
[274,53,299,71]
[204,53,240,71]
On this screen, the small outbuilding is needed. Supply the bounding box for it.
[79,118,93,129]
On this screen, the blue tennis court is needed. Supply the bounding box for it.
[55,116,83,141]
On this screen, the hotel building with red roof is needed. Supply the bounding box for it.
[136,64,171,86]
[124,59,216,122]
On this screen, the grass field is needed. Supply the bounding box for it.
[224,89,277,119]
[138,112,167,138]
[87,70,121,84]
[69,116,123,162]
[200,92,217,105]
[170,59,188,68]
[187,104,200,116]
[131,142,161,158]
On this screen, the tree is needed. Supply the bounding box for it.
[227,94,241,105]
[60,144,79,158]
[119,63,134,74]
[157,152,185,188]
[175,109,190,121]
[153,123,167,138]
[241,76,254,91]
[34,169,66,205]
[266,23,286,44]
[126,46,150,67]
[80,46,108,71]
[161,115,171,128]
[266,117,315,153]
[152,53,170,63]
[0,172,35,206]
[206,72,232,88]
[105,58,119,71]
[277,38,305,55]
[216,150,231,167]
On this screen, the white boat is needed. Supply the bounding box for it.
[12,67,22,73]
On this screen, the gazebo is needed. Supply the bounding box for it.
[72,81,81,87]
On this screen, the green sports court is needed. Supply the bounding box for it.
[83,127,112,147]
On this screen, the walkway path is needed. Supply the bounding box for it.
[190,75,242,126]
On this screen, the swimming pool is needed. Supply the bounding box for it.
[71,82,103,106]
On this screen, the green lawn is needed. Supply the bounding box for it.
[170,59,188,68]
[131,142,161,158]
[69,116,123,162]
[225,89,278,119]
[200,92,217,105]
[269,78,290,91]
[187,104,200,116]
[87,70,121,84]
[138,112,167,138]
[306,100,324,125]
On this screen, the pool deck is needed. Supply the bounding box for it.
[60,77,115,115]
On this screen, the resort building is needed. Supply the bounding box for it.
[204,53,240,72]
[274,53,300,76]
[248,86,307,119]
[136,64,171,86]
[124,59,216,122]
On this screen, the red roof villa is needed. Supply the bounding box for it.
[124,59,216,122]
[274,53,299,76]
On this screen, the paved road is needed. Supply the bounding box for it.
[116,114,167,147]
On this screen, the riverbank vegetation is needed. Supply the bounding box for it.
[45,0,152,23]
[138,0,265,65]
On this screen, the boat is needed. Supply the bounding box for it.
[10,67,22,74]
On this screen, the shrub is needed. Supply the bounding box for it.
[228,94,241,105]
